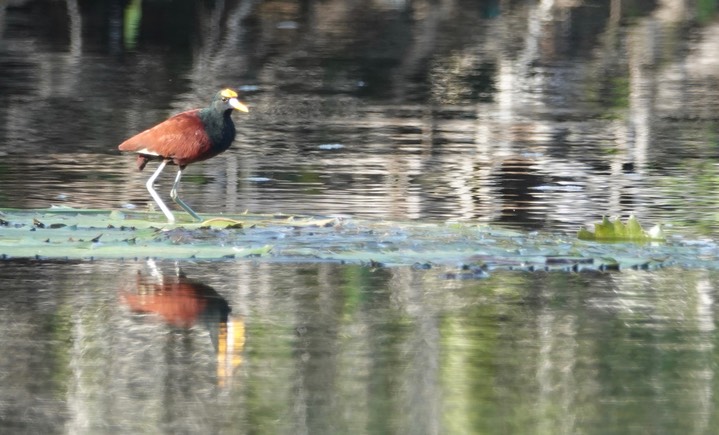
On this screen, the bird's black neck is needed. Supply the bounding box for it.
[198,108,236,149]
[198,107,232,124]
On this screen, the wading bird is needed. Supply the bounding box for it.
[118,88,249,223]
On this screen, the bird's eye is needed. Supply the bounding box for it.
[221,97,228,102]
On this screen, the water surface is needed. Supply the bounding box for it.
[1,259,718,434]
[2,1,719,433]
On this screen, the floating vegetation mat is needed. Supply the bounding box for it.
[0,208,716,273]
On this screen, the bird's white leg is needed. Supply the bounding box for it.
[146,258,163,283]
[145,160,176,223]
[170,167,202,222]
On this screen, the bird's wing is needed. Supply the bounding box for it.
[118,110,210,161]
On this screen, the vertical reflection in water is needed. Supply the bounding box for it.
[107,0,123,54]
[627,2,653,174]
[589,270,718,433]
[693,277,714,435]
[123,0,143,51]
[276,264,447,434]
[535,300,578,434]
[291,265,345,434]
[64,260,245,434]
[0,1,6,40]
[177,0,256,110]
[119,260,245,389]
[66,0,82,57]
[392,267,442,434]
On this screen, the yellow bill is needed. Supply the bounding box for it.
[229,98,249,113]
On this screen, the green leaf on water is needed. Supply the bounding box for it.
[577,215,665,242]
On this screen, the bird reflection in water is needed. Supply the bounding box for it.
[120,259,244,388]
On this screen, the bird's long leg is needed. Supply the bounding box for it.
[146,160,176,223]
[170,167,202,222]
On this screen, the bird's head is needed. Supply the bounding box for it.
[215,88,249,113]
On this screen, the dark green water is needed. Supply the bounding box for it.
[2,1,719,433]
[1,259,718,434]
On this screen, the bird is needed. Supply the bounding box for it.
[118,88,249,223]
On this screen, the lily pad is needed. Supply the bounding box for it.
[0,207,715,272]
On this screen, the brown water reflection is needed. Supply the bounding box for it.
[0,260,718,433]
[0,1,718,234]
[120,260,244,389]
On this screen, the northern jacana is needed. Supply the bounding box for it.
[118,88,249,223]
